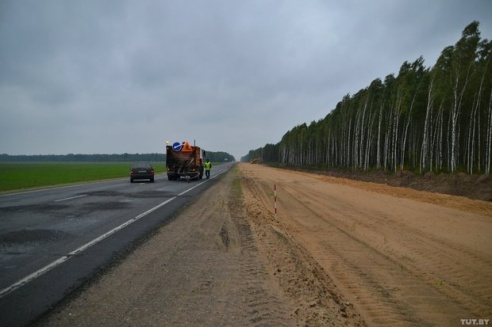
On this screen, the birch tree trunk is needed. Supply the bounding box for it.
[421,79,434,173]
[486,90,492,174]
[400,95,416,170]
[376,103,384,170]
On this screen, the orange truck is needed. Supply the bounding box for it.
[166,141,204,181]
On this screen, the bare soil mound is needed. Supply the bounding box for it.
[294,168,492,202]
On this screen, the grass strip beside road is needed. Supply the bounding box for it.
[0,162,167,193]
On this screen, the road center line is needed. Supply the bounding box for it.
[54,194,87,202]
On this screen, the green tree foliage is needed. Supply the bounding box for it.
[244,21,492,175]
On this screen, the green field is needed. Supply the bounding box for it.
[0,162,167,192]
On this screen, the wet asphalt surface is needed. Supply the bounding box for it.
[0,163,233,327]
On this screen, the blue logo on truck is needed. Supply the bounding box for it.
[172,142,182,152]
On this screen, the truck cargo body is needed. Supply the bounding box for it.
[166,142,204,181]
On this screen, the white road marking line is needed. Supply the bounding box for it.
[0,179,129,197]
[0,169,228,299]
[0,196,177,299]
[178,181,207,196]
[177,170,223,196]
[54,194,87,202]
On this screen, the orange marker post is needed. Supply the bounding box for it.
[274,184,277,218]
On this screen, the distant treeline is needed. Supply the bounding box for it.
[0,153,165,162]
[243,21,492,175]
[203,151,235,162]
[0,151,235,163]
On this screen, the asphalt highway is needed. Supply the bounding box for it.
[0,162,234,327]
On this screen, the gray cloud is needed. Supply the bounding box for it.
[1,0,491,160]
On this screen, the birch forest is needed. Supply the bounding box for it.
[245,22,492,175]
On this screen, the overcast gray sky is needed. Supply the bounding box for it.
[1,0,491,160]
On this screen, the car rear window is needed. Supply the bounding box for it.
[132,162,151,169]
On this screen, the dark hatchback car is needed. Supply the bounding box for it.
[130,162,155,183]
